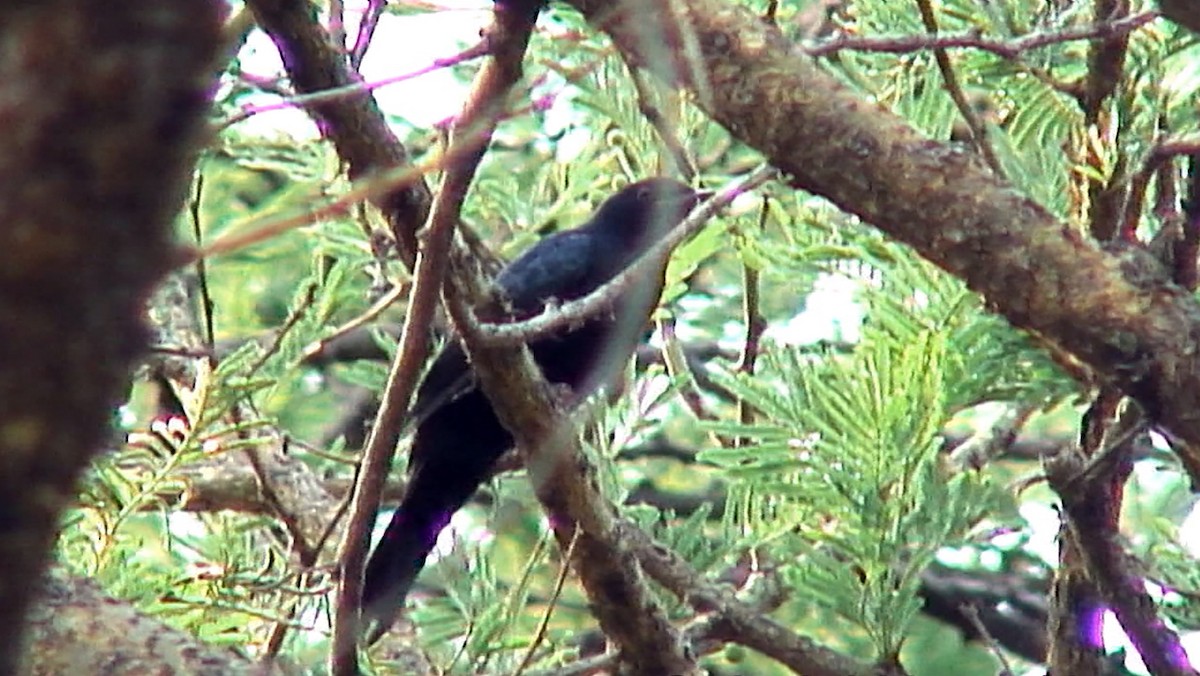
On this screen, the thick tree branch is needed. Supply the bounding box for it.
[27,570,280,675]
[0,1,221,670]
[568,0,1200,486]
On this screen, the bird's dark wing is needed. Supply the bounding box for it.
[407,340,474,429]
[405,230,597,426]
[495,229,599,316]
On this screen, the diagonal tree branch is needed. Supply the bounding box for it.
[623,523,883,676]
[329,1,557,672]
[568,0,1200,486]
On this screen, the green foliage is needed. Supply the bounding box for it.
[701,329,999,657]
[59,0,1200,674]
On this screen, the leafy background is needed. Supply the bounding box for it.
[55,0,1200,673]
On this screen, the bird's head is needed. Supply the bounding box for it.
[589,178,709,254]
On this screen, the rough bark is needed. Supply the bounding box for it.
[26,571,282,676]
[0,1,221,669]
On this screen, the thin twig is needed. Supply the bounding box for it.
[735,195,768,436]
[959,604,1016,676]
[915,0,1006,177]
[658,316,716,422]
[350,0,387,70]
[512,526,581,676]
[221,40,489,129]
[302,282,407,362]
[188,175,216,350]
[804,11,1157,59]
[246,282,317,378]
[623,522,875,676]
[247,0,432,267]
[627,65,698,180]
[192,102,531,265]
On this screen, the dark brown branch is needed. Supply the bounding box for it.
[329,2,545,673]
[1159,0,1200,33]
[1084,0,1133,242]
[568,0,1200,486]
[1045,434,1197,675]
[247,0,432,267]
[919,560,1049,663]
[437,8,701,671]
[350,0,387,70]
[445,290,699,675]
[0,2,220,669]
[735,196,768,433]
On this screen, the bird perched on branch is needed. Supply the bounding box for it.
[360,178,706,641]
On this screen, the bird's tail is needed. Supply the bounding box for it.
[360,489,455,644]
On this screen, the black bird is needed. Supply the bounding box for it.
[360,178,704,641]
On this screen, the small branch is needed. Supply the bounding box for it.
[627,64,698,180]
[914,0,1005,177]
[1083,0,1133,242]
[328,2,543,673]
[947,403,1038,471]
[1174,153,1200,290]
[1045,417,1197,676]
[221,40,489,129]
[658,316,720,423]
[189,122,499,265]
[736,196,768,433]
[350,0,387,70]
[804,11,1157,59]
[1120,133,1200,242]
[323,157,448,676]
[445,292,700,675]
[513,526,580,676]
[187,175,216,349]
[623,523,876,676]
[959,604,1016,676]
[1083,0,1132,124]
[437,6,700,670]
